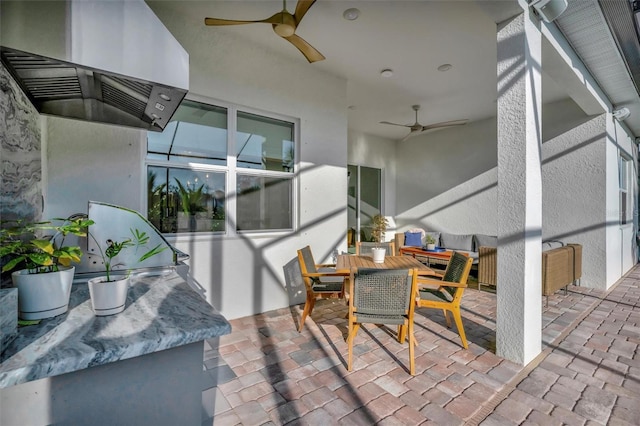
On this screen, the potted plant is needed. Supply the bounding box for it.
[370,214,389,263]
[87,228,166,316]
[425,235,437,251]
[0,217,93,320]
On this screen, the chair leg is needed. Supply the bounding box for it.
[398,324,407,343]
[298,296,316,332]
[443,309,451,328]
[347,323,360,371]
[408,320,415,375]
[450,309,468,349]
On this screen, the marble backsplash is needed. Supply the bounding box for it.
[0,62,42,223]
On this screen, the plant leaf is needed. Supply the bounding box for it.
[1,256,25,272]
[31,239,54,255]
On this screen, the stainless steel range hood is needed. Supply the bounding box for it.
[0,0,189,131]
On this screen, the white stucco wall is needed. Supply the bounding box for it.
[43,118,146,220]
[541,114,607,289]
[394,117,498,234]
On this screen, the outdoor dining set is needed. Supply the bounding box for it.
[296,244,474,376]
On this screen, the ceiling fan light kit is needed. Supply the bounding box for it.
[380,105,468,142]
[204,0,325,63]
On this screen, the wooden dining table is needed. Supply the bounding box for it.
[336,254,435,276]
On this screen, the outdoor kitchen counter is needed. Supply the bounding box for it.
[1,269,230,424]
[0,269,230,388]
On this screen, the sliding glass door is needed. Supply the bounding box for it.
[347,165,382,252]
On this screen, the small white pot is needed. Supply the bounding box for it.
[88,276,130,316]
[426,243,436,251]
[12,266,74,320]
[371,247,386,263]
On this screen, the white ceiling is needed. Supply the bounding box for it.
[147,0,580,141]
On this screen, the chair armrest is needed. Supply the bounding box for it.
[317,263,336,268]
[418,278,467,289]
[303,271,348,278]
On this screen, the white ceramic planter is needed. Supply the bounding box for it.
[12,266,75,320]
[371,247,386,263]
[88,276,130,316]
[426,244,436,251]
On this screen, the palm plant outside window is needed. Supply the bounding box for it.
[146,99,295,234]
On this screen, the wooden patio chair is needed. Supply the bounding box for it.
[416,251,473,349]
[355,241,396,256]
[296,246,348,332]
[347,268,419,375]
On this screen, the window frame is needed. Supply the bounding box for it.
[144,94,298,237]
[619,153,632,226]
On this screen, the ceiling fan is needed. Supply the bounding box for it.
[380,105,468,142]
[204,0,325,63]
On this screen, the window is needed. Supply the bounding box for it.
[620,155,631,225]
[146,99,295,234]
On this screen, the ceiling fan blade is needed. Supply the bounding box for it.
[282,33,325,63]
[294,0,317,23]
[421,119,468,132]
[399,131,420,143]
[380,121,412,128]
[205,12,283,26]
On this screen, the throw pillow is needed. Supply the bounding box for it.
[404,231,422,247]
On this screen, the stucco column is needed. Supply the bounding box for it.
[496,11,543,365]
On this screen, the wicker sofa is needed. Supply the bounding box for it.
[478,241,582,296]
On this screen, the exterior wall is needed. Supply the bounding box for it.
[394,117,498,234]
[43,118,146,220]
[541,113,607,289]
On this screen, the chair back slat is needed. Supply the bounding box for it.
[441,251,472,296]
[356,241,396,256]
[299,246,317,274]
[353,268,412,315]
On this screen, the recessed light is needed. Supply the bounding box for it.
[380,69,394,78]
[437,63,453,72]
[343,8,360,20]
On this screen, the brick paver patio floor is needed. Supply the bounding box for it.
[201,266,640,425]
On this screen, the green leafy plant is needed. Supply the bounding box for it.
[174,178,206,214]
[425,234,436,245]
[1,218,94,274]
[370,214,389,245]
[89,228,167,282]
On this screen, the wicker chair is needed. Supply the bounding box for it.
[355,241,396,256]
[297,246,348,332]
[416,251,473,349]
[347,268,419,375]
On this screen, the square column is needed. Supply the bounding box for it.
[496,11,543,365]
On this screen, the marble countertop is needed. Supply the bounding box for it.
[0,270,231,389]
